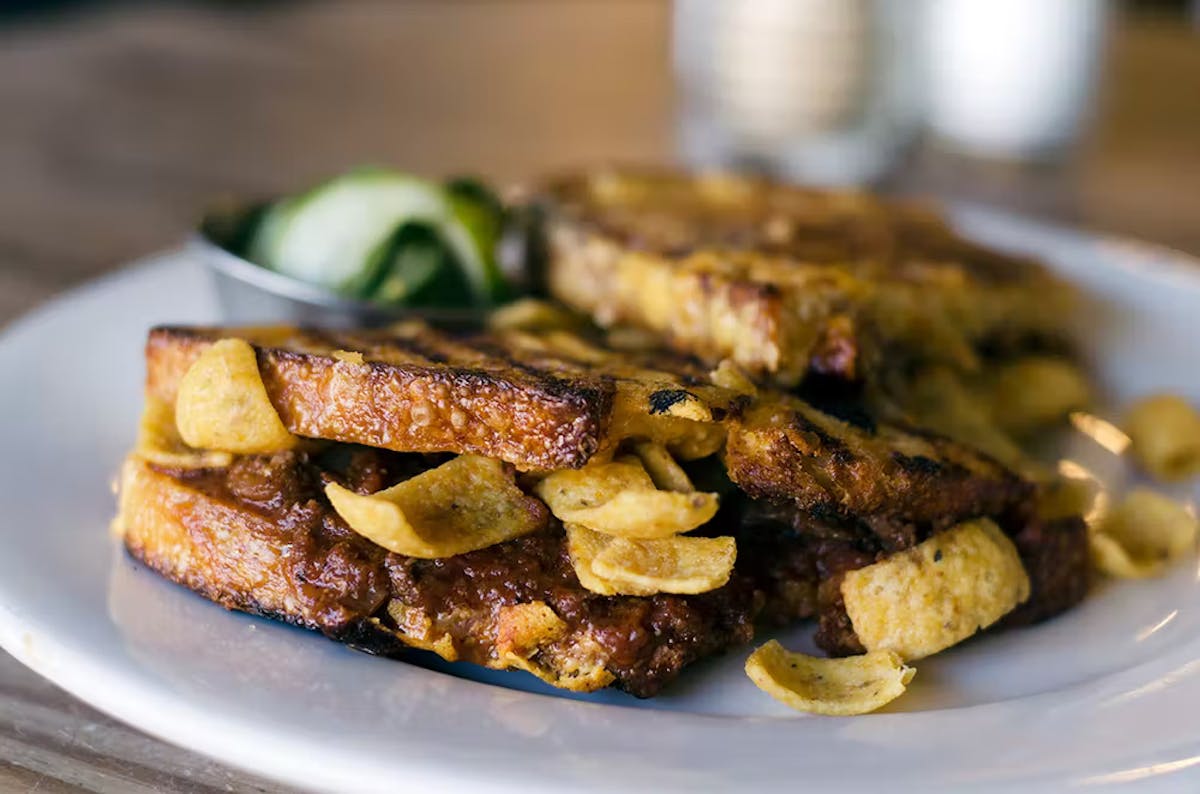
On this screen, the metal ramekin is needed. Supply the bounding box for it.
[192,201,486,329]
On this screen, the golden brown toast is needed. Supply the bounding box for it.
[721,394,1088,656]
[146,323,743,471]
[724,396,1031,534]
[130,316,1090,683]
[535,169,1076,385]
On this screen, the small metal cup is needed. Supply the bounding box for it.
[193,202,486,329]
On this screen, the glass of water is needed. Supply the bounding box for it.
[673,0,923,186]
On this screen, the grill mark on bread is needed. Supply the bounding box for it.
[145,324,741,471]
[720,391,1073,656]
[536,169,1076,385]
[146,325,615,470]
[724,396,1030,529]
[648,389,694,415]
[892,453,947,476]
[369,331,451,365]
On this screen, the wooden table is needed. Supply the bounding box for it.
[1,2,1197,790]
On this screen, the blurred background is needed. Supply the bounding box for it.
[0,1,1198,789]
[1,0,1198,325]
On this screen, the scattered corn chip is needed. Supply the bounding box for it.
[745,641,914,716]
[590,534,735,595]
[495,602,567,661]
[384,601,457,660]
[564,524,621,596]
[1090,488,1198,578]
[1037,475,1099,521]
[565,525,735,596]
[494,601,615,691]
[535,458,651,511]
[841,519,1030,660]
[133,394,233,468]
[989,357,1091,435]
[709,359,758,396]
[494,324,734,459]
[326,455,546,558]
[562,490,718,539]
[331,349,366,365]
[631,441,695,492]
[487,298,585,333]
[175,338,298,454]
[1124,395,1200,482]
[607,403,727,460]
[534,457,717,538]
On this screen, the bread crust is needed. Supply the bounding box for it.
[537,169,1076,385]
[147,325,612,471]
[147,323,746,471]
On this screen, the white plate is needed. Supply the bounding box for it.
[1,207,1199,793]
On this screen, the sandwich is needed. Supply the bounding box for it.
[534,168,1076,386]
[114,315,1088,699]
[533,169,1091,469]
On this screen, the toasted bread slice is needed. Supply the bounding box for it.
[802,510,1089,657]
[723,393,1088,656]
[536,169,1075,385]
[146,323,742,471]
[115,449,769,697]
[724,395,1031,536]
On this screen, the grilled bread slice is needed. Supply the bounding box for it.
[134,319,1088,678]
[535,169,1076,386]
[114,448,769,697]
[724,395,1031,537]
[723,395,1088,655]
[146,323,743,471]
